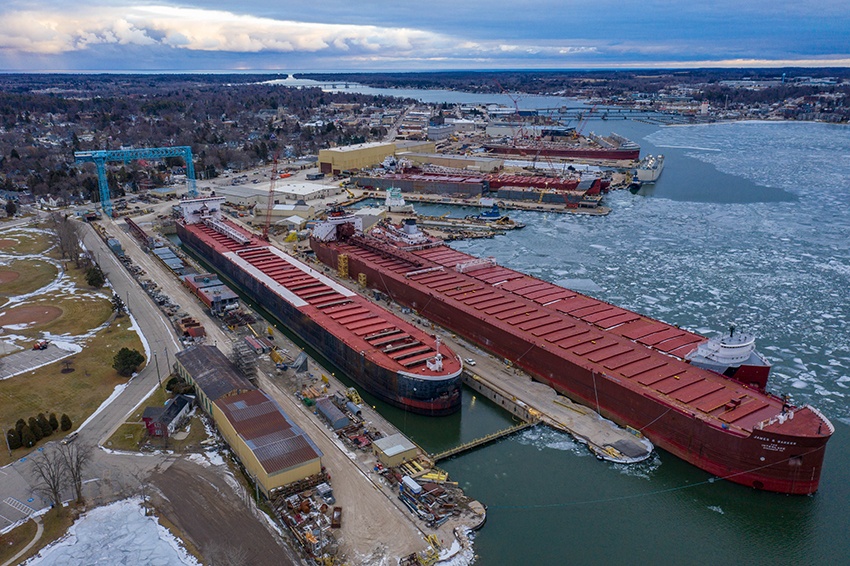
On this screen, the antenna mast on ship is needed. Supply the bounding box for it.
[427,336,444,372]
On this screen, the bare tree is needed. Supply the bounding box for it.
[59,443,92,503]
[130,470,152,516]
[31,447,68,507]
[48,212,83,267]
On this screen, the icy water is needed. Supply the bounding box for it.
[425,120,850,564]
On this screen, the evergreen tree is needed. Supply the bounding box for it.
[49,413,59,431]
[85,265,105,288]
[7,428,22,450]
[28,417,43,441]
[60,414,72,431]
[20,425,36,448]
[4,200,15,217]
[16,418,26,436]
[37,413,52,437]
[113,348,145,377]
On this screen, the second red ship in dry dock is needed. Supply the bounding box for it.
[175,197,463,415]
[311,213,834,494]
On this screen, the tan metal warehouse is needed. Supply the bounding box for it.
[318,141,396,175]
[175,345,323,496]
[372,433,418,467]
[318,140,437,175]
[215,390,323,496]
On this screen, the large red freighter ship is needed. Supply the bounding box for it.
[310,214,834,494]
[484,133,641,161]
[175,197,462,415]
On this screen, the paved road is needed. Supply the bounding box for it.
[0,220,183,527]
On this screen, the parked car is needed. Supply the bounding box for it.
[464,358,476,366]
[61,432,78,445]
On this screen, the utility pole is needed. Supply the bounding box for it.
[164,348,171,378]
[154,352,162,389]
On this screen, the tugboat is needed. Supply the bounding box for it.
[470,204,503,221]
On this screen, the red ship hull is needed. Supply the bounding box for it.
[174,205,462,416]
[484,144,640,161]
[311,232,833,494]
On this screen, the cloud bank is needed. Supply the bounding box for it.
[0,1,847,70]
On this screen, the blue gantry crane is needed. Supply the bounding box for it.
[74,146,197,217]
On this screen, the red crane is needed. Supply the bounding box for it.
[262,155,279,241]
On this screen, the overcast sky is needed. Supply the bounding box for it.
[1,0,848,72]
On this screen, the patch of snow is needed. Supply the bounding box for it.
[99,447,147,457]
[185,453,211,468]
[47,340,82,354]
[436,527,476,566]
[1,322,33,330]
[707,505,725,515]
[185,449,226,469]
[25,498,198,565]
[204,449,226,467]
[127,312,152,362]
[78,383,127,432]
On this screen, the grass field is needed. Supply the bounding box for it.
[0,314,145,468]
[0,249,113,341]
[0,506,77,565]
[0,227,53,256]
[0,259,58,297]
[0,516,37,564]
[27,293,113,337]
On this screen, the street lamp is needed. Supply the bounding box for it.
[4,426,11,458]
